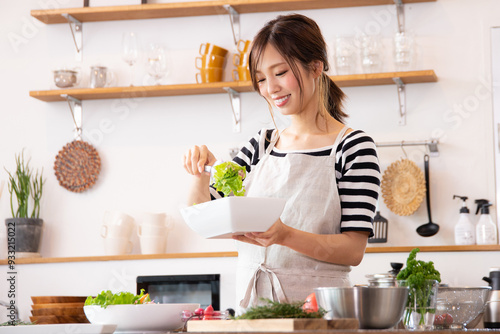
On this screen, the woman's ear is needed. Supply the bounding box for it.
[311,60,324,78]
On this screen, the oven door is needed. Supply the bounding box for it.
[137,274,220,310]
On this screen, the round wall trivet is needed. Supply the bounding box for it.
[54,140,101,193]
[381,158,426,216]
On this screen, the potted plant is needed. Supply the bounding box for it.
[5,151,45,257]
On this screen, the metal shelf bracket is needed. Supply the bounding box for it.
[394,0,405,33]
[223,87,241,133]
[61,13,82,62]
[393,77,406,126]
[61,94,83,140]
[223,5,240,47]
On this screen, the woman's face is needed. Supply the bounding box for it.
[254,44,320,117]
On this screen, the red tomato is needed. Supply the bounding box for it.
[302,292,318,312]
[203,305,214,320]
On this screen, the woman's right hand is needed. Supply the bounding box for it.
[183,145,217,176]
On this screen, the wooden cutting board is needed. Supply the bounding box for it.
[31,307,84,316]
[31,296,88,304]
[32,302,84,309]
[187,318,359,332]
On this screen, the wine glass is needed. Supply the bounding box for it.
[146,43,169,85]
[122,32,139,86]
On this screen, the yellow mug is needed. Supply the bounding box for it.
[195,54,226,69]
[232,65,251,82]
[233,52,250,67]
[199,43,228,57]
[196,67,223,83]
[237,39,251,53]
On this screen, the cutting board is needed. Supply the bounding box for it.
[186,318,359,332]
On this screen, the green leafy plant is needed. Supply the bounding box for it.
[234,299,325,319]
[396,248,441,326]
[5,151,44,219]
[85,289,152,308]
[212,161,246,197]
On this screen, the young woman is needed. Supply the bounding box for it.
[183,14,381,310]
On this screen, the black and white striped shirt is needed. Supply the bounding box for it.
[210,129,381,236]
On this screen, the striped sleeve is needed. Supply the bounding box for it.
[336,130,381,237]
[209,128,275,199]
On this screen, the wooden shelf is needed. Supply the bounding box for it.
[31,0,437,24]
[366,244,500,253]
[0,251,239,265]
[1,245,498,265]
[30,70,437,102]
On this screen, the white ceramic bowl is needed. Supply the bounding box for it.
[180,197,286,239]
[84,303,199,332]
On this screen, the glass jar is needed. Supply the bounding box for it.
[397,279,439,330]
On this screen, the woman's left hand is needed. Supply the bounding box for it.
[232,219,290,247]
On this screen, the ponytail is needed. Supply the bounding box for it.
[319,72,348,124]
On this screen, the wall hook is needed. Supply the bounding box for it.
[61,13,82,62]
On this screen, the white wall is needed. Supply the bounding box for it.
[1,0,500,323]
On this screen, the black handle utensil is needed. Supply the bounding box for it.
[416,154,439,237]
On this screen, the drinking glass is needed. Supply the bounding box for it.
[146,43,169,85]
[394,32,414,70]
[398,279,439,330]
[360,35,382,73]
[334,35,357,75]
[122,32,139,86]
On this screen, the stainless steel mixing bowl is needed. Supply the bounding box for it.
[315,286,409,329]
[434,286,491,329]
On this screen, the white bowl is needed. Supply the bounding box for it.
[84,303,199,332]
[180,197,286,239]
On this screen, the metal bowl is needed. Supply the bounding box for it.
[434,286,491,329]
[315,286,409,329]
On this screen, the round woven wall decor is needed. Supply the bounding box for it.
[54,140,101,193]
[381,158,426,216]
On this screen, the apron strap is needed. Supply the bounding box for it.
[330,126,350,157]
[326,126,350,167]
[239,264,287,308]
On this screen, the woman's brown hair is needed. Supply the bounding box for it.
[249,14,348,124]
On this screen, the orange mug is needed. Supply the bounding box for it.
[237,39,251,53]
[199,43,228,57]
[195,54,225,69]
[196,67,223,83]
[233,52,250,67]
[232,65,251,81]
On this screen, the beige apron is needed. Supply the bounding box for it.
[236,126,352,310]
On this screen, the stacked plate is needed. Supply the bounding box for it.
[30,296,89,324]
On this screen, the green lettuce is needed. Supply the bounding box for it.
[84,289,151,308]
[212,161,246,197]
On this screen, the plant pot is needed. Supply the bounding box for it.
[5,218,43,257]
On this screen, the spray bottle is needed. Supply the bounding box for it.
[475,199,498,245]
[453,195,475,245]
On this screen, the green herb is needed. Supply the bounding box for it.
[212,161,246,197]
[0,320,36,326]
[84,289,151,308]
[396,248,441,326]
[234,299,325,319]
[5,150,44,219]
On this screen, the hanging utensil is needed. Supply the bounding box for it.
[369,210,388,243]
[416,154,439,237]
[54,97,101,193]
[381,158,426,216]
